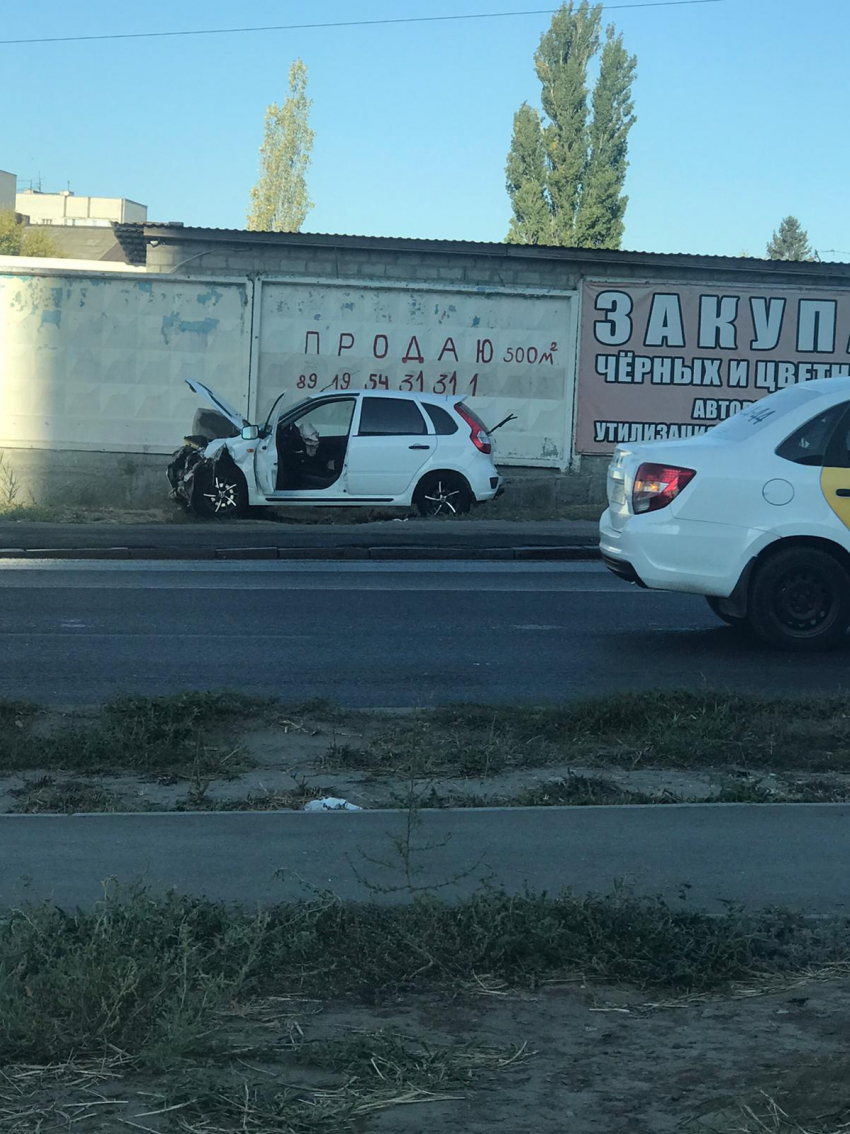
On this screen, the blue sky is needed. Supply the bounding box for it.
[2,0,847,258]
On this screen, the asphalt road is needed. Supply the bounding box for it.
[0,518,591,553]
[2,804,849,913]
[1,559,848,705]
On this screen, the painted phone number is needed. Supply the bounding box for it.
[296,371,481,396]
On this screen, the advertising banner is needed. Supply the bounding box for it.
[576,280,850,454]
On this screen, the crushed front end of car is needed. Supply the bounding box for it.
[167,407,240,511]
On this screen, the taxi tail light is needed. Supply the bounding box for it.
[632,463,696,514]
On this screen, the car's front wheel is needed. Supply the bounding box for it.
[747,547,850,650]
[414,472,472,517]
[192,462,249,519]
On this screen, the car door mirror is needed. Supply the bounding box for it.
[241,425,260,441]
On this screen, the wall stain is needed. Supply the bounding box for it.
[160,314,219,345]
[196,287,222,306]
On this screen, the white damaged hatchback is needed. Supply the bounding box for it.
[167,380,504,518]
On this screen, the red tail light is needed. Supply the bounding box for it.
[455,403,492,454]
[632,463,696,514]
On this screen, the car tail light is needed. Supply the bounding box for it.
[632,463,696,514]
[455,403,492,454]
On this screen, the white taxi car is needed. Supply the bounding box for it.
[167,381,503,519]
[600,377,850,650]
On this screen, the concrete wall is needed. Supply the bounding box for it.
[0,170,15,211]
[0,271,251,454]
[255,279,575,467]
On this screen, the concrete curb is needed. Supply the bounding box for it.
[0,543,600,563]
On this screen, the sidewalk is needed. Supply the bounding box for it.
[0,519,600,561]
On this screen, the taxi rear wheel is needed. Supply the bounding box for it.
[748,547,850,651]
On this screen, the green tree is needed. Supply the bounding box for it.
[21,227,62,257]
[0,210,22,255]
[505,104,552,244]
[535,0,600,246]
[247,59,315,233]
[573,26,636,248]
[0,210,62,257]
[766,216,813,261]
[505,1,637,249]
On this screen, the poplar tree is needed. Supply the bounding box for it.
[505,2,636,249]
[248,60,315,233]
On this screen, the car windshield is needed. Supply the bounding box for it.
[260,395,313,434]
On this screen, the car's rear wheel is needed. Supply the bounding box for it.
[747,547,850,650]
[414,472,472,517]
[192,463,249,519]
[705,596,746,627]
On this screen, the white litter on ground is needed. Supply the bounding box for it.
[303,797,363,812]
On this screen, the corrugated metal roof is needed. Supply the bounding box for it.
[112,222,850,278]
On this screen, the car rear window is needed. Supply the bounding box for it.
[709,385,827,442]
[423,403,458,435]
[358,397,426,436]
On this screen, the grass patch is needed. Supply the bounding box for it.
[0,698,38,728]
[0,502,193,523]
[176,782,330,812]
[684,1095,850,1133]
[421,774,668,809]
[328,692,850,778]
[509,774,664,807]
[9,775,128,814]
[2,884,849,1132]
[7,690,850,788]
[1,884,849,1069]
[294,1028,527,1088]
[0,692,272,777]
[149,1033,528,1133]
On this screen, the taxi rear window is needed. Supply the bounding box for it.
[776,402,849,466]
[710,385,826,442]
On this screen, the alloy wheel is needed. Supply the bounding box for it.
[423,480,462,516]
[203,477,240,514]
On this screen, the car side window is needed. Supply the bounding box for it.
[291,398,356,436]
[423,403,458,435]
[776,402,850,467]
[358,397,426,436]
